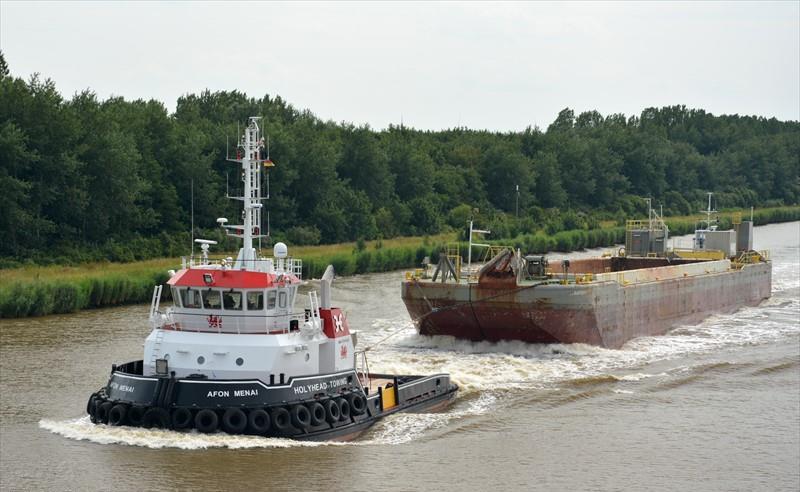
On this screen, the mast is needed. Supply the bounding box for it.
[703,192,716,230]
[222,117,269,270]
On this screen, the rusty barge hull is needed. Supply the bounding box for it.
[401,259,771,349]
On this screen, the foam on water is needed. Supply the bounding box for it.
[612,389,635,395]
[40,393,499,449]
[365,392,498,445]
[39,416,344,449]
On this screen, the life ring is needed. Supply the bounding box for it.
[96,401,113,424]
[346,393,367,416]
[171,407,193,430]
[270,407,290,433]
[195,409,219,433]
[126,405,146,426]
[108,404,128,426]
[221,408,247,434]
[307,401,326,426]
[247,409,271,435]
[290,404,311,429]
[323,399,340,423]
[336,397,351,421]
[142,407,170,429]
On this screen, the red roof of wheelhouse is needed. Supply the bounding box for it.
[167,268,291,289]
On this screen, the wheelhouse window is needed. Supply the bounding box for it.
[203,290,222,310]
[266,290,277,310]
[223,290,242,310]
[181,288,201,309]
[247,291,264,311]
[278,291,287,309]
[171,287,182,308]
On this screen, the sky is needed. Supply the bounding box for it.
[1,1,798,131]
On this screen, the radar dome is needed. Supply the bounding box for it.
[273,242,288,259]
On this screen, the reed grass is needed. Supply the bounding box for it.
[0,234,451,318]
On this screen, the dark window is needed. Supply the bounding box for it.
[278,291,287,308]
[223,291,242,310]
[247,291,264,311]
[266,290,277,310]
[171,287,182,308]
[203,290,221,310]
[181,289,201,309]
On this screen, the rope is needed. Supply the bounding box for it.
[360,324,412,352]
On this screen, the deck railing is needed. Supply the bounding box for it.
[180,256,303,278]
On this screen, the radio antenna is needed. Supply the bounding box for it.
[190,178,194,257]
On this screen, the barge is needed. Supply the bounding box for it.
[402,200,771,349]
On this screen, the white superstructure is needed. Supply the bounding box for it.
[144,117,355,380]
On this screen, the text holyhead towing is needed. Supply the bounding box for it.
[85,117,457,441]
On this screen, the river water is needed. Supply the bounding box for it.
[1,222,798,491]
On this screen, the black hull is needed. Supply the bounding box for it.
[87,360,457,442]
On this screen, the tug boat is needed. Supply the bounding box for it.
[86,117,457,441]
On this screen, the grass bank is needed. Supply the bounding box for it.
[0,234,452,318]
[2,206,798,319]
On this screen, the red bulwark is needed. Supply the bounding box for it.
[320,308,350,338]
[167,269,277,289]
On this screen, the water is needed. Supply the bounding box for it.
[2,222,798,491]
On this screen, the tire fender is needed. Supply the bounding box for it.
[108,404,128,426]
[194,409,219,433]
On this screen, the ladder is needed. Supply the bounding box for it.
[148,285,163,326]
[149,329,165,367]
[308,291,321,330]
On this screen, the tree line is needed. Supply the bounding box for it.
[1,51,798,265]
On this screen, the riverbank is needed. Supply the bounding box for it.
[1,206,798,318]
[0,234,452,318]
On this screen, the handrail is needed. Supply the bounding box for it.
[355,350,371,394]
[180,255,303,278]
[732,250,769,268]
